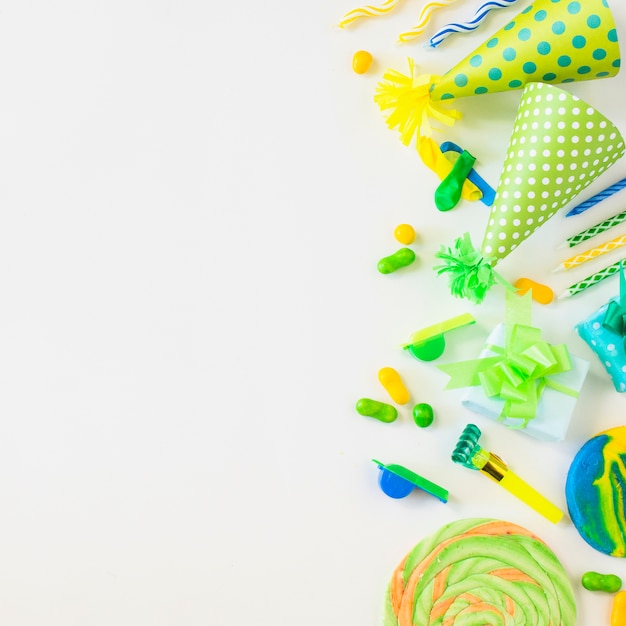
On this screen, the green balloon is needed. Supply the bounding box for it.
[435,150,476,212]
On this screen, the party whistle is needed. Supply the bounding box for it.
[451,424,564,524]
[402,312,475,361]
[373,460,449,503]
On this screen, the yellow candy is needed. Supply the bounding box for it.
[612,590,626,626]
[514,277,554,305]
[378,367,410,405]
[352,50,373,75]
[394,224,416,245]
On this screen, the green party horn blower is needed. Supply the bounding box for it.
[452,423,564,523]
[375,0,620,148]
[435,81,626,303]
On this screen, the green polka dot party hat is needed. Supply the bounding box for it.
[375,0,620,144]
[435,82,625,304]
[431,0,620,102]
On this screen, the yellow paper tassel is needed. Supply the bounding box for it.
[374,59,461,145]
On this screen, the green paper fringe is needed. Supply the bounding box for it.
[434,233,509,304]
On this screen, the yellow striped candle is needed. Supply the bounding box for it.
[398,0,461,42]
[554,233,626,272]
[338,0,402,28]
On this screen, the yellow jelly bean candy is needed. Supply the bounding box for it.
[514,277,554,304]
[352,50,373,75]
[394,224,416,245]
[378,367,410,405]
[612,590,626,626]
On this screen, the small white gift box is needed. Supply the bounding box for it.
[460,323,590,442]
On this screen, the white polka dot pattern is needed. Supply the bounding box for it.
[481,82,625,264]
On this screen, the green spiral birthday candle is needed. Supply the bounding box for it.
[559,259,624,298]
[564,209,626,248]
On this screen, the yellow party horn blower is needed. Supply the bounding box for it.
[452,423,564,523]
[375,0,620,149]
[435,81,626,303]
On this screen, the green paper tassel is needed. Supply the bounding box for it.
[434,233,510,304]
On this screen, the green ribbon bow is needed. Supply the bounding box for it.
[602,261,626,351]
[438,290,576,426]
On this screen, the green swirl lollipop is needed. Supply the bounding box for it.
[384,518,576,625]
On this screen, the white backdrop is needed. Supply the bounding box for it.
[0,1,624,624]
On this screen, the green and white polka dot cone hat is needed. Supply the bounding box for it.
[431,0,620,103]
[482,82,625,264]
[435,82,625,304]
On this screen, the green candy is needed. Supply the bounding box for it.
[412,403,434,428]
[356,398,398,423]
[582,571,622,593]
[377,248,415,274]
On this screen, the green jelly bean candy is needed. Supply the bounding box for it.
[582,571,622,593]
[412,403,434,428]
[377,248,416,274]
[356,398,398,423]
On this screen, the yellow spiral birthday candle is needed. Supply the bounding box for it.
[338,0,402,28]
[555,234,626,272]
[398,0,461,42]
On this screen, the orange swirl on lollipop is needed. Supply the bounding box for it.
[385,518,576,626]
